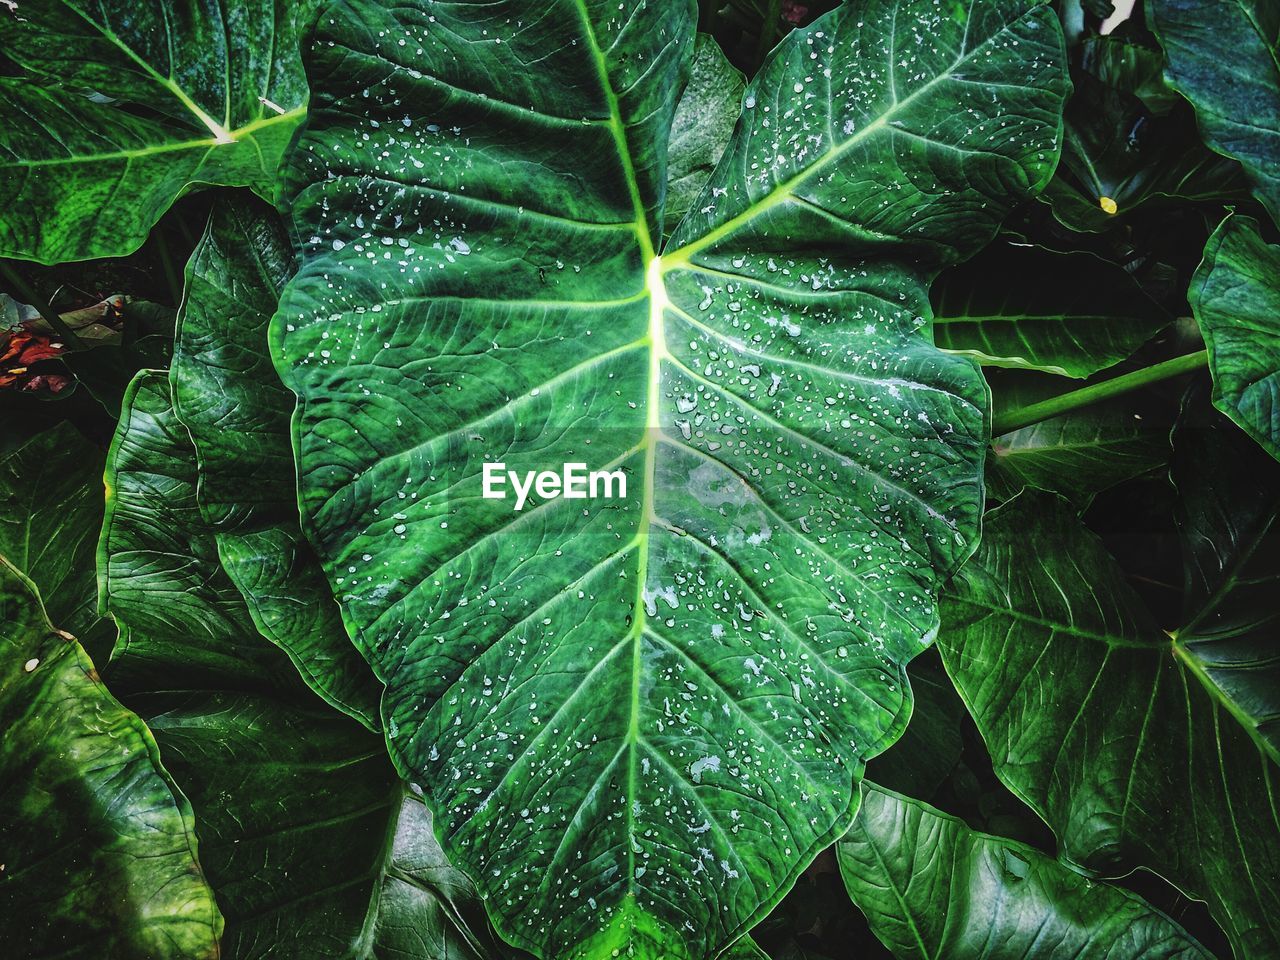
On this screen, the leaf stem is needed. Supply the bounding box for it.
[0,263,87,349]
[992,350,1209,435]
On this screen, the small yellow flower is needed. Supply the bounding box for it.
[1099,196,1118,215]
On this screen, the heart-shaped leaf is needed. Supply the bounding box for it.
[937,477,1280,958]
[838,784,1214,960]
[0,556,222,960]
[0,1,317,263]
[273,1,1067,956]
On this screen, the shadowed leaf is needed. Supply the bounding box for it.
[0,557,222,960]
[838,785,1213,960]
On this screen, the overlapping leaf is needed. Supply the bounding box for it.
[938,483,1280,958]
[144,694,513,960]
[171,194,380,727]
[985,373,1170,502]
[100,371,513,960]
[1079,36,1180,116]
[0,0,318,263]
[862,651,965,801]
[274,0,1067,956]
[98,373,296,689]
[0,557,222,960]
[987,405,1169,502]
[665,35,746,236]
[838,785,1213,960]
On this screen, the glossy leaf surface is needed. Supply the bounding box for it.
[1150,0,1280,226]
[0,557,221,960]
[275,0,1067,956]
[171,194,380,727]
[838,785,1213,960]
[0,1,316,262]
[938,489,1280,959]
[932,243,1168,377]
[1189,214,1280,460]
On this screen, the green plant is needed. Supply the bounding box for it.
[1,1,1276,958]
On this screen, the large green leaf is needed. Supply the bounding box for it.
[1171,387,1280,765]
[1149,0,1280,226]
[274,1,1067,956]
[100,371,515,960]
[0,422,111,653]
[170,193,381,728]
[837,785,1213,960]
[1188,214,1280,460]
[938,488,1280,958]
[931,243,1169,377]
[0,1,317,263]
[0,556,222,959]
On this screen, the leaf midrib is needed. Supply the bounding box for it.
[567,1,662,922]
[0,106,304,171]
[59,0,235,142]
[945,590,1158,649]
